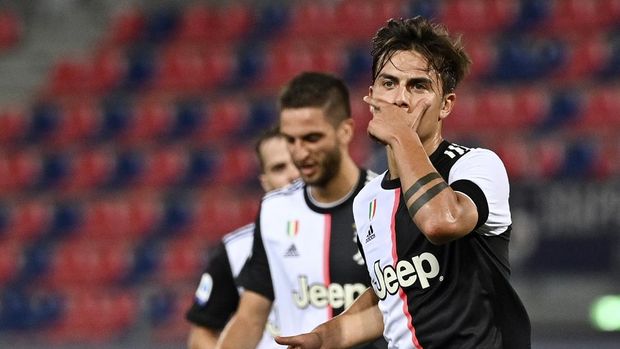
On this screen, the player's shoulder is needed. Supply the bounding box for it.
[262,178,304,202]
[456,145,506,169]
[222,223,255,245]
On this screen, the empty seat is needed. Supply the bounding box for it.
[0,106,28,145]
[440,0,520,34]
[47,288,139,342]
[141,146,190,188]
[0,241,22,284]
[45,239,133,286]
[3,200,52,243]
[103,6,145,45]
[157,236,207,283]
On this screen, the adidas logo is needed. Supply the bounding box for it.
[284,244,299,257]
[365,225,375,243]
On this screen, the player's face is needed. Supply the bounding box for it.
[371,50,454,144]
[258,136,300,192]
[280,107,342,187]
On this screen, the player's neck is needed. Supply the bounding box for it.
[308,156,359,204]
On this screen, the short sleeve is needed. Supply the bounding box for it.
[185,242,240,329]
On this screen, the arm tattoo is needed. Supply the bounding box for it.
[407,181,449,218]
[403,172,442,203]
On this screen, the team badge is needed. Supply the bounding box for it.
[369,198,377,220]
[287,220,299,237]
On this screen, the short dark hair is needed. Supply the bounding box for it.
[371,17,471,94]
[278,72,351,126]
[254,125,283,172]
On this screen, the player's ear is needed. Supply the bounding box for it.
[439,93,456,120]
[337,118,354,145]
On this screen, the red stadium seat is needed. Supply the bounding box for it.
[103,6,145,45]
[45,239,133,286]
[153,45,207,92]
[440,0,520,34]
[1,149,42,192]
[123,98,174,143]
[64,148,116,192]
[157,236,207,283]
[543,0,608,34]
[285,2,337,40]
[80,196,161,242]
[464,39,498,81]
[553,35,610,81]
[141,146,190,188]
[0,106,28,145]
[0,10,22,51]
[196,98,250,143]
[0,241,22,283]
[47,288,139,343]
[4,200,53,242]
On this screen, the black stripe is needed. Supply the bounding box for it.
[450,179,489,229]
[403,172,442,203]
[407,181,449,218]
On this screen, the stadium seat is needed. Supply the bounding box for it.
[196,98,250,143]
[103,6,145,45]
[66,148,117,192]
[45,239,133,286]
[152,45,208,92]
[124,98,174,143]
[79,196,161,242]
[157,236,207,283]
[0,10,22,52]
[0,106,28,145]
[50,100,101,146]
[284,2,337,40]
[0,241,22,284]
[140,146,189,188]
[1,148,42,193]
[47,288,139,342]
[439,0,520,34]
[3,199,52,243]
[552,35,610,81]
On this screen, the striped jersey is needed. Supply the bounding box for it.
[185,223,277,349]
[238,169,387,349]
[353,141,531,349]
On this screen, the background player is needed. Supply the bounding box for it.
[185,127,300,349]
[215,72,386,349]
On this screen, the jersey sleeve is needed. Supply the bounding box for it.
[448,149,511,236]
[236,213,275,301]
[185,242,240,329]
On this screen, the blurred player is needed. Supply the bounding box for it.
[185,127,300,349]
[276,17,531,349]
[215,72,386,349]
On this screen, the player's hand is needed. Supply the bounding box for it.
[363,95,430,146]
[275,332,323,349]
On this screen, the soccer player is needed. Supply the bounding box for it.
[276,17,531,349]
[215,72,386,349]
[185,127,300,349]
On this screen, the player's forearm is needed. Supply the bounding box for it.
[388,135,474,244]
[215,313,265,349]
[187,325,219,349]
[316,289,383,347]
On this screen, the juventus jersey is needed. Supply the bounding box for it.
[354,141,530,349]
[238,169,387,349]
[185,224,276,349]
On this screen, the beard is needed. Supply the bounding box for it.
[300,146,342,187]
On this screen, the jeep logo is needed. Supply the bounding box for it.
[292,276,367,309]
[373,252,440,300]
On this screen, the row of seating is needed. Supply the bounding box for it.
[0,187,260,242]
[0,285,193,343]
[101,0,620,48]
[40,28,620,98]
[3,82,618,148]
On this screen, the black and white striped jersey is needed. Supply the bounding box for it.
[185,223,277,349]
[238,169,387,348]
[354,141,531,349]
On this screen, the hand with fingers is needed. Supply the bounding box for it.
[275,332,323,349]
[363,95,430,146]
